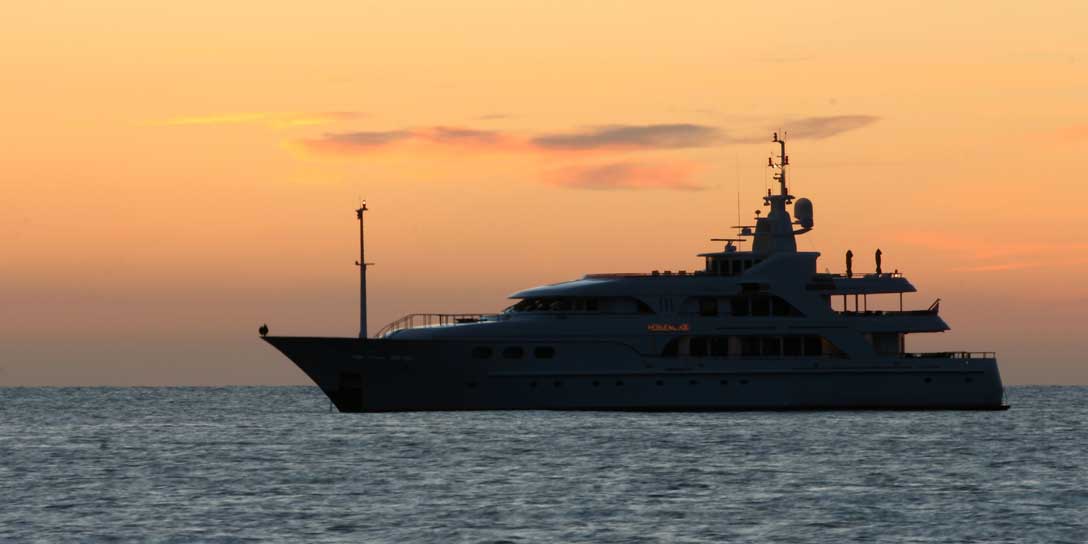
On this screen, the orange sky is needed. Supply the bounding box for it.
[2,1,1086,385]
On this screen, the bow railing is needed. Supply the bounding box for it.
[375,313,500,338]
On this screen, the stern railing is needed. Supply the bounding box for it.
[904,351,996,359]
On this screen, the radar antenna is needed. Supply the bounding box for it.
[770,131,790,197]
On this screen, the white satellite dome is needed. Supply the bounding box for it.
[794,197,814,229]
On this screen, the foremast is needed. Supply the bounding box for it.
[355,202,371,338]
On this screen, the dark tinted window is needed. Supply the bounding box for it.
[772,297,791,316]
[741,337,760,356]
[533,346,555,359]
[761,337,781,356]
[690,337,709,357]
[751,295,771,316]
[661,338,679,357]
[699,297,718,316]
[783,337,803,356]
[710,337,730,356]
[471,346,492,359]
[502,346,524,359]
[731,296,750,316]
[804,336,823,356]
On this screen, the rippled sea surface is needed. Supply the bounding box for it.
[1,387,1085,543]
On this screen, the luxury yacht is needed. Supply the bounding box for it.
[262,134,1008,412]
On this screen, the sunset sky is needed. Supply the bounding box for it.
[2,1,1086,385]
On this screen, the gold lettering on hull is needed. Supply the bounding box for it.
[647,323,690,332]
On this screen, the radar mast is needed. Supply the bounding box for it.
[771,132,790,197]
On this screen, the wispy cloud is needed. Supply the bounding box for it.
[301,130,413,152]
[778,115,880,140]
[299,126,522,154]
[423,127,505,145]
[301,123,726,156]
[161,111,365,128]
[544,162,703,191]
[532,124,722,150]
[293,116,880,190]
[694,115,880,144]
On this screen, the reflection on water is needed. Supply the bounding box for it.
[0,386,1084,543]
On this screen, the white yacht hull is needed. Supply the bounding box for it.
[265,337,1008,412]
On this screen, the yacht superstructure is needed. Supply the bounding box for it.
[262,135,1007,411]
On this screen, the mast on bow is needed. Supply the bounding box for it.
[355,202,372,338]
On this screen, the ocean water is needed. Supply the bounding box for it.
[0,387,1085,543]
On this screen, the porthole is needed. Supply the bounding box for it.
[924,377,932,383]
[471,346,493,359]
[534,346,555,359]
[615,380,624,386]
[656,380,664,386]
[529,381,538,388]
[720,380,729,385]
[553,381,563,388]
[689,380,699,385]
[740,379,749,385]
[502,346,524,359]
[592,380,600,387]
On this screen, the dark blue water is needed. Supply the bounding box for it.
[0,387,1084,543]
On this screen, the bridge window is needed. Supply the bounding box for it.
[502,346,524,359]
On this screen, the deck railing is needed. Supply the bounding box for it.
[838,309,939,316]
[375,313,500,338]
[903,351,997,359]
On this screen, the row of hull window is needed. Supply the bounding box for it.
[696,295,803,317]
[473,346,555,359]
[663,335,829,357]
[509,297,655,314]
